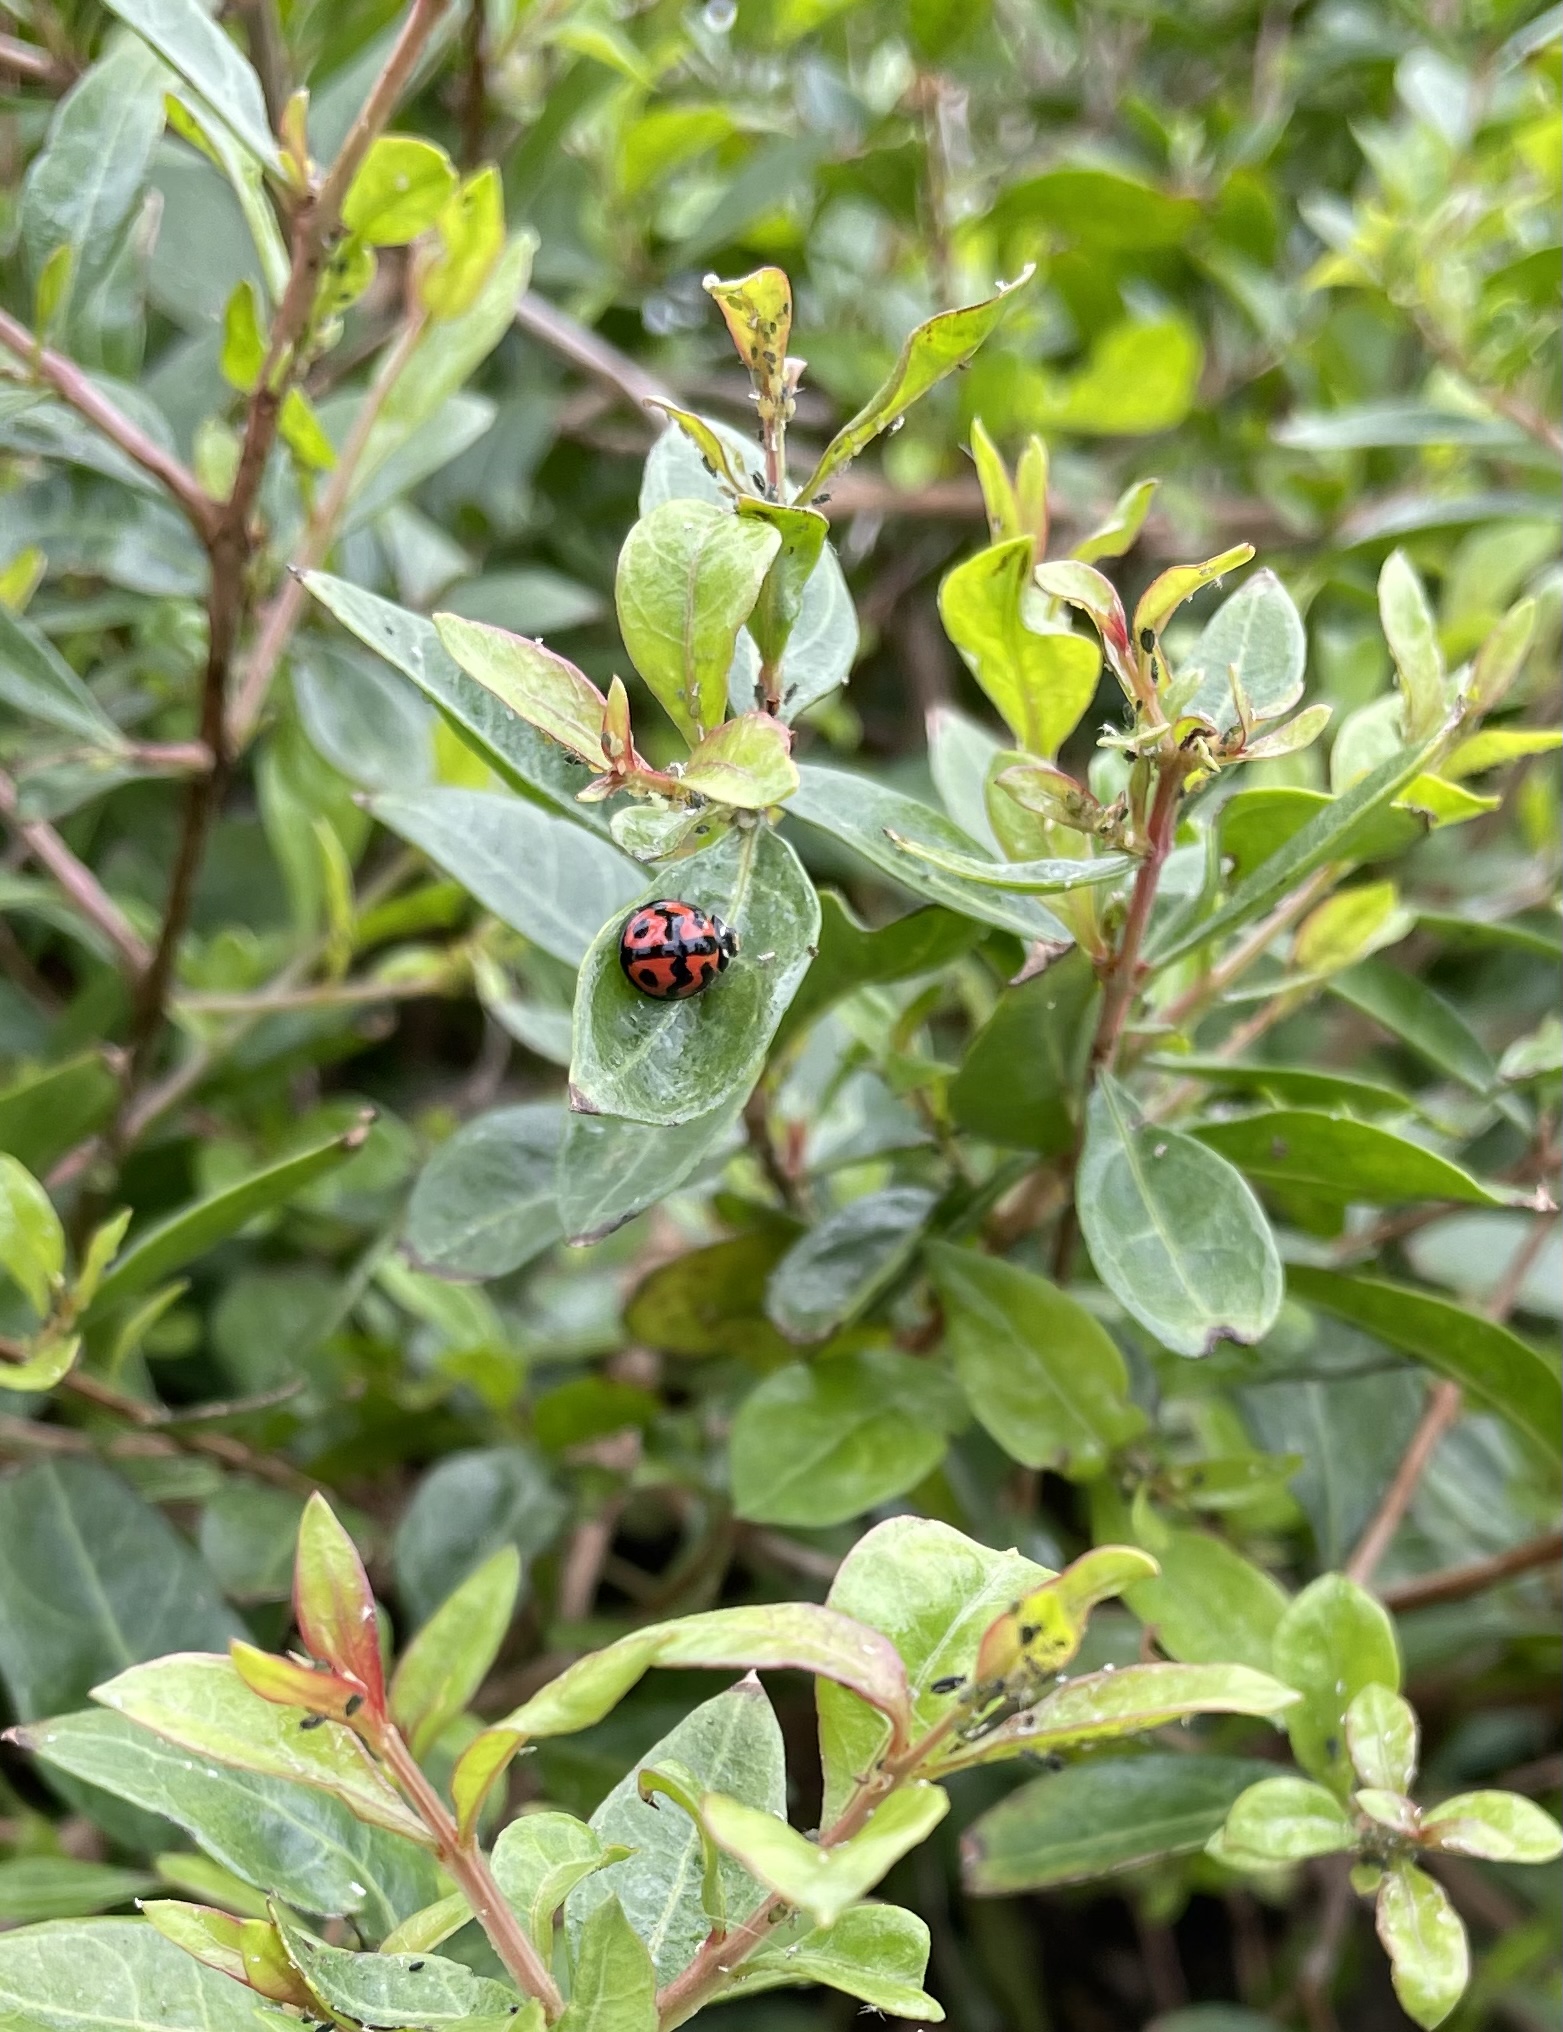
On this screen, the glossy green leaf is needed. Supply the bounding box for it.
[1376,1862,1469,2030]
[102,0,280,170]
[272,1905,519,2025]
[0,1328,79,1392]
[1029,316,1204,435]
[0,604,125,748]
[885,831,1133,893]
[778,893,981,1047]
[950,951,1099,1156]
[492,1813,621,1952]
[0,1856,151,1925]
[556,1101,743,1245]
[958,1661,1298,1770]
[566,1681,785,1985]
[680,712,799,808]
[1271,1574,1400,1795]
[433,610,608,770]
[1148,736,1442,968]
[569,825,819,1127]
[1192,1109,1529,1208]
[1218,1776,1356,1862]
[963,1755,1274,1892]
[91,1654,431,1845]
[1116,1522,1289,1674]
[790,764,1070,941]
[797,270,1031,502]
[1421,1790,1563,1863]
[0,1917,264,2032]
[766,1186,934,1343]
[1378,551,1447,740]
[405,1103,567,1281]
[1145,1055,1410,1116]
[1136,548,1255,641]
[1217,787,1423,885]
[393,1447,565,1628]
[730,537,859,722]
[389,1546,520,1759]
[87,1122,369,1314]
[1345,1683,1419,1795]
[730,1348,963,1526]
[18,1708,438,1934]
[615,501,780,745]
[342,136,457,246]
[1287,1266,1562,1458]
[928,1243,1144,1475]
[729,1903,942,2020]
[939,538,1101,756]
[557,1897,656,2032]
[1330,957,1503,1099]
[1175,570,1306,733]
[0,1054,119,1177]
[1077,1077,1284,1357]
[703,1782,949,1928]
[736,497,829,671]
[0,1153,64,1317]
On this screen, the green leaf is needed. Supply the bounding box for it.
[433,610,609,771]
[1218,1776,1357,1862]
[0,1916,265,2031]
[1029,316,1204,436]
[558,1897,656,2032]
[1077,1077,1284,1357]
[703,1782,949,1928]
[405,1103,566,1282]
[1115,1522,1289,1674]
[927,1243,1144,1476]
[950,951,1099,1156]
[91,1654,432,1845]
[87,1121,370,1314]
[0,1856,151,1925]
[778,894,981,1048]
[1376,1862,1469,2030]
[1192,1109,1530,1208]
[885,832,1133,893]
[730,1904,943,2021]
[1378,550,1448,741]
[566,1681,785,1985]
[419,168,508,321]
[492,1813,621,1953]
[1217,787,1423,885]
[818,1516,1052,1821]
[219,278,265,392]
[1346,1684,1419,1795]
[0,1329,79,1392]
[101,0,281,171]
[1420,1790,1563,1863]
[626,1229,796,1363]
[1330,958,1503,1101]
[277,386,335,472]
[393,1447,566,1628]
[272,1906,519,2026]
[0,1054,118,1178]
[614,500,780,745]
[730,1349,963,1527]
[797,269,1032,503]
[305,575,602,818]
[0,603,127,748]
[766,1187,935,1343]
[342,136,457,246]
[17,1709,439,1936]
[1440,726,1561,778]
[569,825,819,1127]
[938,538,1101,756]
[1286,1267,1562,1459]
[730,538,859,722]
[555,1102,743,1245]
[1271,1574,1400,1795]
[736,497,828,672]
[0,1461,238,1724]
[1072,478,1160,564]
[0,1153,64,1317]
[1144,1055,1410,1117]
[1148,735,1442,968]
[1176,571,1306,733]
[20,36,167,369]
[389,1546,520,1759]
[957,1661,1299,1770]
[962,1754,1274,1892]
[998,167,1199,250]
[680,712,799,808]
[789,764,1070,941]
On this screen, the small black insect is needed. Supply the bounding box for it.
[298,1713,326,1731]
[930,1674,967,1695]
[408,1960,425,1972]
[344,1693,364,1716]
[1139,626,1156,651]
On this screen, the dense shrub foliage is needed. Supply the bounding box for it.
[0,2,1558,2028]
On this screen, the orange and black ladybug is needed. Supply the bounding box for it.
[618,899,739,1001]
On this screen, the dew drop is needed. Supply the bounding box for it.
[702,0,737,28]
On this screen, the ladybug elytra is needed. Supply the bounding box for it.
[618,899,739,1001]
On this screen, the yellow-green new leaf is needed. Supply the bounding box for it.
[939,537,1101,755]
[342,136,457,246]
[389,1544,520,1758]
[1378,549,1447,741]
[1376,1863,1469,2029]
[1133,545,1254,641]
[433,611,609,770]
[703,1783,950,1927]
[680,713,798,808]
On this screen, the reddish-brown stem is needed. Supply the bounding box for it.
[374,1725,564,2016]
[1344,1379,1463,1586]
[1090,753,1186,1079]
[0,32,76,88]
[0,768,151,976]
[0,307,218,542]
[1379,1528,1563,1612]
[1152,862,1336,1045]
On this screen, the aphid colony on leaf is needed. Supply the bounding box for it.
[618,900,739,1000]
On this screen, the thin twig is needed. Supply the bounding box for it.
[0,768,151,975]
[1380,1529,1563,1613]
[1345,1379,1463,1585]
[0,31,75,88]
[0,308,217,540]
[513,290,675,413]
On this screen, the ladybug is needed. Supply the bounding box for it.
[618,899,739,1001]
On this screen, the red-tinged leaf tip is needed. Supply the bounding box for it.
[229,1638,365,1718]
[293,1493,386,1712]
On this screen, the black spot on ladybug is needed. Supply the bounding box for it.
[619,901,739,1001]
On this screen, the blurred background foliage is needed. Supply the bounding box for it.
[0,0,1558,2026]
